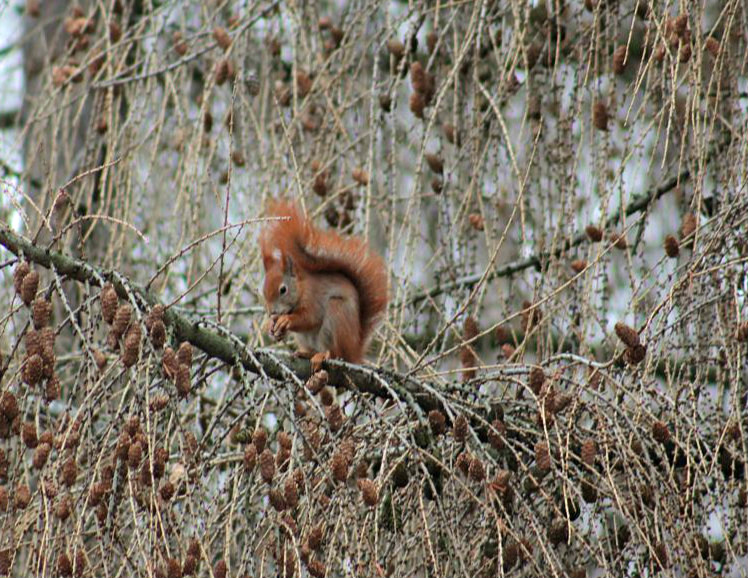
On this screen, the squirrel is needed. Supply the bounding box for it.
[259,201,388,371]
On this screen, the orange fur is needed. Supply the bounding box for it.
[259,201,388,364]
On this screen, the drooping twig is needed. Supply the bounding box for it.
[408,164,692,305]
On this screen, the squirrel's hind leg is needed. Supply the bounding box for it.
[293,335,328,370]
[310,351,331,373]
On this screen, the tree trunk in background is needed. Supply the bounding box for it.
[22,0,98,331]
[22,0,94,217]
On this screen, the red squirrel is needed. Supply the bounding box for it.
[259,201,388,371]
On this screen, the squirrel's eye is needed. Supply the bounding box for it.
[279,284,287,296]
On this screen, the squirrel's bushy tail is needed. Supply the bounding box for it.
[259,201,388,349]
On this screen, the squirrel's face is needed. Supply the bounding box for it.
[263,255,299,315]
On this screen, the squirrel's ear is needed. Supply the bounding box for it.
[284,255,295,277]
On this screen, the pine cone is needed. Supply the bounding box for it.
[705,37,720,58]
[306,370,328,394]
[652,421,670,444]
[529,367,545,395]
[100,285,118,324]
[581,439,597,466]
[453,415,468,443]
[624,343,647,365]
[325,404,344,432]
[612,45,627,74]
[21,422,38,448]
[424,153,444,175]
[61,457,77,487]
[468,456,486,482]
[25,330,42,358]
[664,234,680,258]
[307,559,326,578]
[182,555,197,576]
[259,448,275,483]
[0,391,19,420]
[570,259,587,273]
[127,441,143,469]
[56,553,72,577]
[680,212,697,243]
[149,319,166,349]
[213,26,231,50]
[122,328,141,367]
[33,442,51,469]
[357,478,378,506]
[21,270,40,306]
[252,428,267,453]
[456,452,471,475]
[175,364,191,398]
[460,316,479,381]
[93,349,107,372]
[535,442,551,472]
[581,478,597,503]
[164,558,181,578]
[284,477,299,509]
[468,213,485,231]
[319,387,334,406]
[614,322,640,348]
[428,410,446,435]
[40,326,55,353]
[145,304,165,330]
[162,347,178,379]
[548,517,569,546]
[23,354,44,386]
[308,524,324,550]
[32,298,53,329]
[177,342,193,367]
[269,489,286,511]
[160,481,175,501]
[409,92,426,118]
[331,451,349,483]
[592,101,609,131]
[487,419,506,451]
[150,394,169,412]
[13,261,30,295]
[112,304,132,337]
[278,432,292,450]
[585,225,603,242]
[276,447,291,471]
[55,495,72,519]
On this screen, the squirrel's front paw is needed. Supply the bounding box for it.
[271,315,291,340]
[262,317,276,336]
